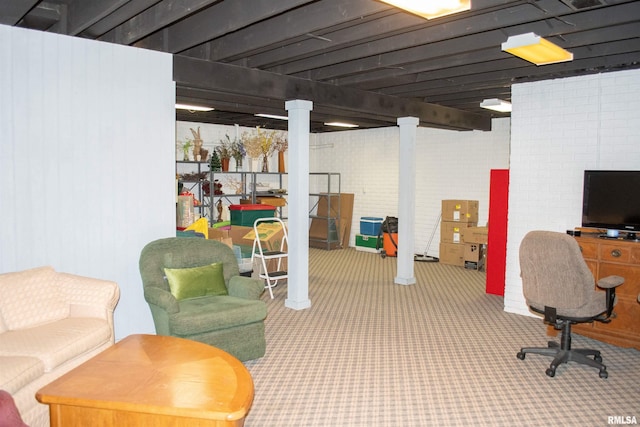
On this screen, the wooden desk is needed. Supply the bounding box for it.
[572,235,640,349]
[36,334,254,427]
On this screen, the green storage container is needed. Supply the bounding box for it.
[355,234,381,252]
[229,204,277,227]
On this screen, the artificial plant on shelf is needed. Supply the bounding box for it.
[216,135,232,171]
[209,149,222,172]
[242,128,264,171]
[189,127,203,160]
[242,127,275,172]
[229,136,246,171]
[271,131,288,173]
[181,139,192,161]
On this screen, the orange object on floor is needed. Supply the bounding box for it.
[383,232,398,257]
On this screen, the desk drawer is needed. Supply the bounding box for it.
[600,244,632,263]
[577,240,598,259]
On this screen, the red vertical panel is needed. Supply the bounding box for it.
[486,169,509,296]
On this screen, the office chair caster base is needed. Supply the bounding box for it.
[545,368,556,377]
[516,351,525,360]
[599,369,608,379]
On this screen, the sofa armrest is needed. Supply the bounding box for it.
[143,287,180,314]
[57,273,120,320]
[228,276,265,300]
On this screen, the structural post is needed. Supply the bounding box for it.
[285,99,313,309]
[395,117,418,285]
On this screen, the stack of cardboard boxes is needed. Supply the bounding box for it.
[208,204,287,274]
[439,200,486,269]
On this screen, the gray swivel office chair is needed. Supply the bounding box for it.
[516,231,624,378]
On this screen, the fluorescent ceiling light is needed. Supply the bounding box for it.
[480,98,512,113]
[324,122,359,128]
[380,0,470,19]
[255,113,289,120]
[501,33,573,66]
[175,103,214,112]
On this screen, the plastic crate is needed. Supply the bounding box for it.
[360,217,383,236]
[229,204,277,227]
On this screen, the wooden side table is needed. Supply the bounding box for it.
[36,334,254,427]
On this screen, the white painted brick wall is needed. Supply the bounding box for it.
[505,69,640,316]
[180,119,511,258]
[312,120,511,256]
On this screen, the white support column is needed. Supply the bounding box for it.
[395,117,418,285]
[285,99,313,309]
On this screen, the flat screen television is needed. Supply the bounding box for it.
[582,170,640,239]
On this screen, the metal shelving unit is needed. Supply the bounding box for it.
[309,172,341,250]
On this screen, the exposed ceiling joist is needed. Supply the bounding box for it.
[174,55,491,131]
[4,0,639,132]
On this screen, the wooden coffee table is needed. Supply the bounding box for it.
[36,334,254,427]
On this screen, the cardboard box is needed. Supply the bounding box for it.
[464,243,485,270]
[440,221,477,244]
[464,243,483,262]
[439,242,465,267]
[256,196,287,207]
[442,200,479,223]
[208,228,233,249]
[229,224,288,272]
[461,226,488,245]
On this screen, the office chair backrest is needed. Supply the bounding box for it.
[519,231,595,310]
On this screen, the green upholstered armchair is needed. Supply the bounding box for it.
[139,237,267,362]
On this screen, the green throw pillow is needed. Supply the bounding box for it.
[164,262,228,300]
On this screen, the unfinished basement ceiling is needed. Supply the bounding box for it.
[3,0,639,132]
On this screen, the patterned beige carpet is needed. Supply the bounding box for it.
[244,248,639,426]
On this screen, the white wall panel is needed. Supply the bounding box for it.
[0,25,175,339]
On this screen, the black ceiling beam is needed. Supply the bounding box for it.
[80,0,163,38]
[299,1,639,85]
[174,55,491,131]
[62,0,129,35]
[99,0,219,45]
[195,0,393,62]
[0,0,40,25]
[133,0,317,53]
[269,0,548,77]
[337,20,640,91]
[226,10,417,69]
[221,0,526,68]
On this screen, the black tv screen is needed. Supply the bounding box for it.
[582,170,640,235]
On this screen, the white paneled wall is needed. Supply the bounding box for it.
[505,69,640,316]
[0,25,176,339]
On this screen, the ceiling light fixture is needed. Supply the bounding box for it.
[255,113,289,120]
[501,33,573,66]
[175,103,214,112]
[379,0,470,19]
[480,98,512,113]
[324,122,359,128]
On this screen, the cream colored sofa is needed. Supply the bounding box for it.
[0,266,120,427]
